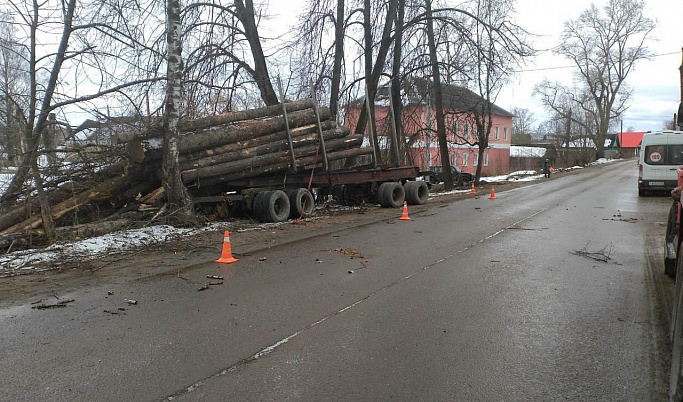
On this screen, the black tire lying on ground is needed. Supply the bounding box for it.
[404,181,429,205]
[287,188,315,219]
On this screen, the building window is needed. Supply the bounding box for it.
[462,153,468,166]
[452,121,459,136]
[451,153,457,166]
[503,127,508,140]
[484,153,489,166]
[495,126,499,140]
[473,153,479,166]
[464,123,469,139]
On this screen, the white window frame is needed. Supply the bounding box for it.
[503,127,508,140]
[495,126,499,140]
[453,121,459,136]
[464,123,469,139]
[451,153,457,166]
[484,153,489,166]
[473,153,479,166]
[462,153,468,166]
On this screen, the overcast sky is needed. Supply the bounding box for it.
[269,0,682,133]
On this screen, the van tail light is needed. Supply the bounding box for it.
[638,164,642,180]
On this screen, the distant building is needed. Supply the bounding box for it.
[344,78,512,175]
[614,131,647,158]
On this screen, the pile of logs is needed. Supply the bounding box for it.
[0,99,370,245]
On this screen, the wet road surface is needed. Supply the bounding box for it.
[0,160,673,401]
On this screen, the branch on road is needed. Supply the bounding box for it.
[571,242,614,263]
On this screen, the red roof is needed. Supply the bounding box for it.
[618,132,647,148]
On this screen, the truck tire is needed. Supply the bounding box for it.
[380,182,405,208]
[377,182,392,206]
[257,190,291,223]
[288,188,315,219]
[252,191,270,222]
[404,181,429,205]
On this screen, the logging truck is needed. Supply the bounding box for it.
[111,98,431,223]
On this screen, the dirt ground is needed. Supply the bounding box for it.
[0,169,600,308]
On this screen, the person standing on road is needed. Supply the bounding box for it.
[543,159,551,178]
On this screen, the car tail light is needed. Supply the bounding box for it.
[638,164,642,180]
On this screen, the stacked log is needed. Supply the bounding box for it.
[0,99,369,239]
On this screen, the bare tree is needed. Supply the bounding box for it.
[511,107,534,143]
[163,0,192,215]
[539,0,654,159]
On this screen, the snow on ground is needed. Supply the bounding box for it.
[1,158,621,274]
[0,169,14,196]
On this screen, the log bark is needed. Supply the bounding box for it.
[180,127,349,171]
[112,100,316,144]
[143,120,337,163]
[198,147,374,187]
[181,134,363,182]
[1,175,135,235]
[175,107,331,153]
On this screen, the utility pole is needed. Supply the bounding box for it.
[425,94,432,168]
[678,47,683,129]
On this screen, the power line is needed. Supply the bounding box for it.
[511,51,681,73]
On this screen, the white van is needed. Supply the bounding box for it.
[638,130,683,196]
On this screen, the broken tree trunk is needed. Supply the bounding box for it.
[112,99,317,144]
[1,174,136,235]
[179,127,350,171]
[181,134,363,182]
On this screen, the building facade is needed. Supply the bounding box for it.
[345,79,513,176]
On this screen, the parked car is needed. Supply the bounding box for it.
[428,165,474,185]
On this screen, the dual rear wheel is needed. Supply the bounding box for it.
[253,188,315,223]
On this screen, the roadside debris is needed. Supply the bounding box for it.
[332,248,364,259]
[31,299,75,310]
[125,299,138,305]
[197,284,210,292]
[208,281,223,286]
[571,242,614,263]
[206,275,223,279]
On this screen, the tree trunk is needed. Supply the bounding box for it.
[390,0,405,165]
[174,107,331,153]
[1,0,77,206]
[199,147,373,187]
[112,99,316,144]
[424,0,453,191]
[1,175,133,235]
[162,0,193,215]
[234,0,279,106]
[178,120,336,162]
[180,127,349,171]
[329,0,345,120]
[181,134,363,182]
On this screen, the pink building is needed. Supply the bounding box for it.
[345,79,513,176]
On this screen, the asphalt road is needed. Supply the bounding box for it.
[0,160,674,401]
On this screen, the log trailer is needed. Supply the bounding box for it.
[184,98,431,223]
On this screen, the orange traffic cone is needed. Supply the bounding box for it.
[488,185,497,200]
[470,182,477,195]
[215,230,239,264]
[399,201,411,221]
